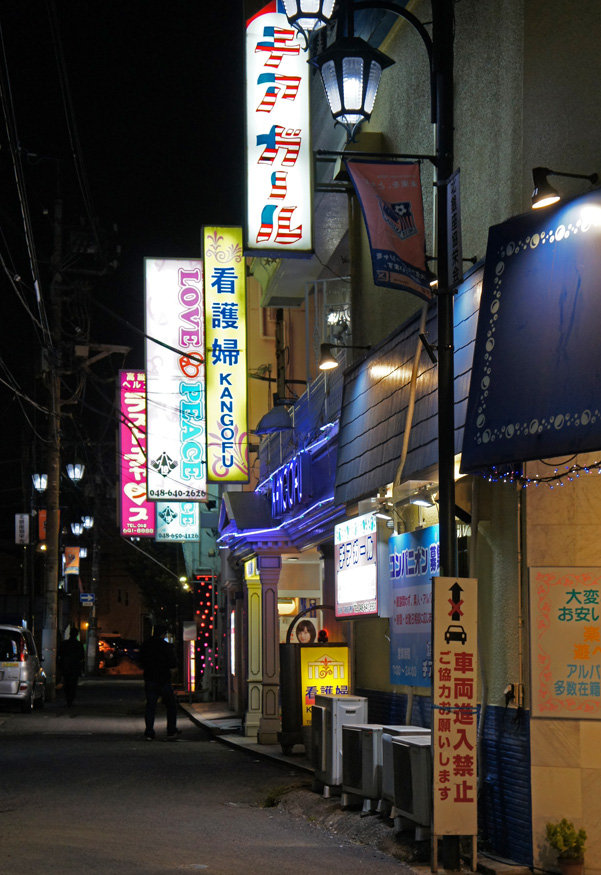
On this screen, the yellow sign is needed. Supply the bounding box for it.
[203,226,248,482]
[299,645,350,726]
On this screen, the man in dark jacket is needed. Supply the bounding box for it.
[58,626,85,707]
[139,623,179,740]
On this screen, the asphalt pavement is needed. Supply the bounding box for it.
[0,678,411,874]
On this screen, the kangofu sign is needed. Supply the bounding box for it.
[119,371,155,537]
[203,226,249,482]
[245,1,312,253]
[145,259,207,501]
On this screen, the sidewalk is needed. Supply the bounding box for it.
[178,700,532,875]
[179,699,314,773]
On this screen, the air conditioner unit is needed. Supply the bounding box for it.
[311,694,368,793]
[342,724,431,809]
[382,733,432,828]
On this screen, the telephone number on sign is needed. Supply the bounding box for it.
[149,490,205,499]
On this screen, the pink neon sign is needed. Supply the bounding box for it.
[119,371,156,537]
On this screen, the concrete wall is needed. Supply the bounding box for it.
[526,454,601,874]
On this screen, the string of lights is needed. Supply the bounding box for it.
[483,459,601,488]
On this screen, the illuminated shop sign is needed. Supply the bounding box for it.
[203,226,249,482]
[334,513,379,618]
[245,1,312,253]
[155,502,200,542]
[119,371,156,537]
[388,525,439,687]
[270,452,309,518]
[299,645,350,726]
[145,258,207,501]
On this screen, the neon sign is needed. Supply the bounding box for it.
[269,452,308,517]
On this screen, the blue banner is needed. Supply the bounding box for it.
[462,188,601,472]
[389,525,439,687]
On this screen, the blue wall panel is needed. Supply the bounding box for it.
[356,690,532,866]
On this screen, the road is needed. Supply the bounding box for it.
[0,679,406,874]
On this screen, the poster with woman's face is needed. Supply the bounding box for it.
[295,620,317,644]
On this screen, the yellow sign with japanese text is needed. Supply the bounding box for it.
[299,645,350,726]
[203,226,249,482]
[530,566,601,718]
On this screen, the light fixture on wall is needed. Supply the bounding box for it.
[531,166,599,209]
[318,341,370,370]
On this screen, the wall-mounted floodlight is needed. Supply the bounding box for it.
[531,166,599,209]
[318,341,371,370]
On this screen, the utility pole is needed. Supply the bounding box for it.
[41,195,63,700]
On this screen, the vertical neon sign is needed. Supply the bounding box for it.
[203,227,249,482]
[145,259,207,500]
[119,370,156,537]
[245,1,312,253]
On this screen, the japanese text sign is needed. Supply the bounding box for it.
[145,258,207,501]
[389,525,439,686]
[530,566,601,718]
[432,576,478,837]
[299,645,350,726]
[334,513,378,617]
[203,227,249,482]
[119,371,156,537]
[155,502,200,542]
[245,1,312,253]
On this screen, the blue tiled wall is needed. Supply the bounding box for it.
[356,689,532,866]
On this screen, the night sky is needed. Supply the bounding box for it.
[0,0,250,537]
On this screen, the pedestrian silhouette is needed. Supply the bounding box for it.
[58,627,85,707]
[139,623,179,740]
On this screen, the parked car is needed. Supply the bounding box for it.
[0,624,46,712]
[98,636,141,670]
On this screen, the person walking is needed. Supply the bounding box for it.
[58,626,85,707]
[139,623,179,741]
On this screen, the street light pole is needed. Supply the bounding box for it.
[42,195,63,700]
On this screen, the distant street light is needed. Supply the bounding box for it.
[32,473,48,493]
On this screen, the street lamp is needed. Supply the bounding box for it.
[66,462,85,483]
[32,473,48,493]
[289,0,457,578]
[282,0,337,37]
[284,2,458,865]
[70,521,84,536]
[311,37,393,140]
[81,514,94,530]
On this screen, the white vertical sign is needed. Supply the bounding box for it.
[145,258,207,501]
[245,2,312,253]
[432,576,478,839]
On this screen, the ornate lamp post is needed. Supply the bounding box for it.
[283,0,458,866]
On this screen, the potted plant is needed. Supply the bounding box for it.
[546,819,587,875]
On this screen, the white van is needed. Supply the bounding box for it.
[0,625,46,712]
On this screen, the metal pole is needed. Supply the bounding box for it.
[433,7,460,868]
[433,0,457,580]
[42,195,63,700]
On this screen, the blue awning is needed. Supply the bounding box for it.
[335,266,482,505]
